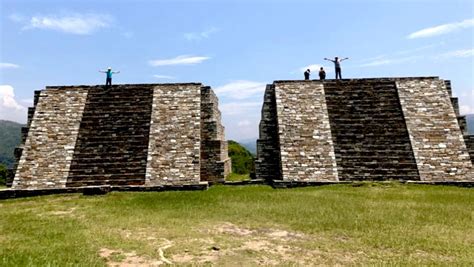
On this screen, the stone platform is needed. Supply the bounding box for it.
[8,83,231,190]
[256,77,473,183]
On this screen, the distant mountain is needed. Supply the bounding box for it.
[466,114,474,135]
[0,120,23,168]
[228,140,255,174]
[237,140,257,155]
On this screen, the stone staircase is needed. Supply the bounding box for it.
[255,85,281,182]
[323,79,419,181]
[66,86,153,187]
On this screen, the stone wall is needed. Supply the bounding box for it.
[12,83,229,190]
[67,86,153,187]
[324,79,419,181]
[200,86,231,183]
[255,85,281,181]
[12,88,89,189]
[273,81,338,181]
[256,77,473,183]
[7,90,41,187]
[396,78,472,181]
[145,84,202,186]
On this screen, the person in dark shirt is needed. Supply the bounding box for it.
[324,57,349,79]
[99,67,120,87]
[304,69,311,80]
[319,67,326,80]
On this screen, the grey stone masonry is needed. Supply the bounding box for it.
[200,86,231,183]
[12,83,229,190]
[255,85,281,181]
[145,84,202,186]
[273,81,338,181]
[256,77,473,183]
[324,79,419,181]
[445,80,473,164]
[12,88,89,189]
[67,86,153,187]
[396,78,473,181]
[7,90,41,187]
[464,135,474,164]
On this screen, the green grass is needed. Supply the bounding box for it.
[0,184,473,265]
[225,172,250,182]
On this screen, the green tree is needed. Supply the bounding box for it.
[228,140,255,174]
[0,164,7,186]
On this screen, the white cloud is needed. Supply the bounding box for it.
[437,49,474,59]
[214,80,267,100]
[149,55,210,66]
[299,64,331,73]
[184,27,219,41]
[0,63,20,69]
[0,85,27,123]
[220,101,261,140]
[237,120,251,127]
[407,18,474,39]
[459,90,474,115]
[220,101,261,116]
[20,13,113,35]
[153,74,175,80]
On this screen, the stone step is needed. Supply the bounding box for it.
[324,80,419,181]
[69,167,146,175]
[67,86,152,187]
[67,177,146,187]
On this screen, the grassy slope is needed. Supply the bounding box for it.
[0,184,473,265]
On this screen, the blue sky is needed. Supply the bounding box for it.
[1,0,473,141]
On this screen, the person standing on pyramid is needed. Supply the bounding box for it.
[99,67,120,87]
[304,69,311,80]
[319,67,326,80]
[324,57,349,80]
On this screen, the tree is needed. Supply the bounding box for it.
[0,164,7,186]
[228,140,255,174]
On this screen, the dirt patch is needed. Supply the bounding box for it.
[215,222,255,236]
[37,207,83,219]
[99,248,166,266]
[214,222,306,241]
[49,207,76,216]
[171,222,324,265]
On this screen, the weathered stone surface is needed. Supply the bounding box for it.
[396,78,473,181]
[255,85,281,182]
[67,86,153,187]
[200,86,231,183]
[463,135,474,164]
[12,83,229,190]
[324,79,418,181]
[145,84,202,186]
[273,81,338,182]
[12,88,89,189]
[256,77,473,183]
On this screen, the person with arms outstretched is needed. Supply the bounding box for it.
[99,67,120,87]
[324,57,349,80]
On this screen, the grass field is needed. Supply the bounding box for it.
[0,183,473,266]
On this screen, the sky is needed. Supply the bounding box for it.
[1,0,473,142]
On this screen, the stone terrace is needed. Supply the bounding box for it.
[10,83,230,190]
[256,77,473,183]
